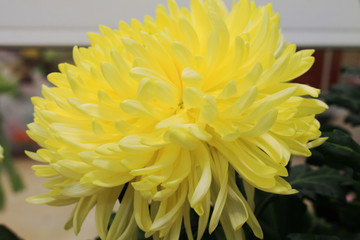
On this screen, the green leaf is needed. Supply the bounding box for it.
[324,129,360,152]
[340,234,360,240]
[287,233,340,240]
[0,225,21,240]
[337,201,360,230]
[255,194,313,240]
[308,130,360,176]
[287,165,346,199]
[313,194,360,233]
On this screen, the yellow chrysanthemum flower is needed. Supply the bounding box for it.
[26,0,327,239]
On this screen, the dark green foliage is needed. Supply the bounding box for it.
[308,130,360,177]
[0,225,21,240]
[287,234,341,240]
[288,165,347,199]
[249,158,359,240]
[256,195,312,240]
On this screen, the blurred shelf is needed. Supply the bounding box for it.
[0,0,360,47]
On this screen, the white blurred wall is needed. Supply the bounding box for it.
[0,0,359,47]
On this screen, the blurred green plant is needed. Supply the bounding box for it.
[0,74,17,96]
[0,225,21,240]
[0,73,24,210]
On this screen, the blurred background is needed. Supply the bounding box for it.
[0,0,359,239]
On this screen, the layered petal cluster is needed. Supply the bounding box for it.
[26,0,327,239]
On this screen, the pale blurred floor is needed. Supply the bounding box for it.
[0,158,98,240]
